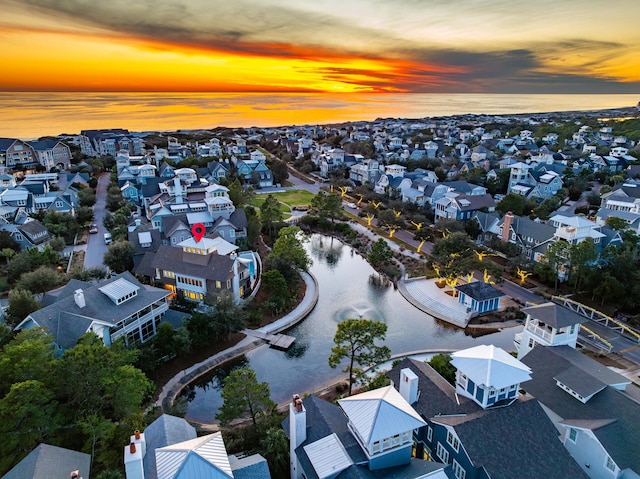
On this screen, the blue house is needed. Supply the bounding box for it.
[388,352,587,479]
[455,281,504,314]
[284,386,448,479]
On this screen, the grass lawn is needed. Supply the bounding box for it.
[249,190,316,211]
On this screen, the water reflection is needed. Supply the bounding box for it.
[182,233,520,423]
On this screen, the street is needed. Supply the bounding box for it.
[84,173,110,269]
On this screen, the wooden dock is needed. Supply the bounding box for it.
[244,330,296,350]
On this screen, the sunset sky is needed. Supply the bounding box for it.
[2,0,640,93]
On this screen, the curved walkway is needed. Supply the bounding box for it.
[155,271,319,410]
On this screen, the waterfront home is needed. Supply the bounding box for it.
[123,414,271,479]
[0,138,38,170]
[15,272,170,350]
[388,352,587,479]
[284,386,447,479]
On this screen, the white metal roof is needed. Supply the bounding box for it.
[338,386,426,443]
[138,231,152,244]
[179,236,238,256]
[452,345,531,390]
[98,278,139,303]
[155,432,232,479]
[303,433,352,479]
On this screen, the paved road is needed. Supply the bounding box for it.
[84,173,110,269]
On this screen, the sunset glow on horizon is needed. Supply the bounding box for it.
[2,0,640,94]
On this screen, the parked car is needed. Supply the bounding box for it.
[346,202,357,209]
[88,224,98,234]
[103,232,112,245]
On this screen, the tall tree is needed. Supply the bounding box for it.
[4,289,40,327]
[368,238,393,267]
[328,318,391,395]
[269,226,311,271]
[103,241,134,273]
[260,194,284,239]
[16,266,64,298]
[216,366,277,427]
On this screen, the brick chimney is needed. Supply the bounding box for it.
[130,429,146,458]
[502,211,514,243]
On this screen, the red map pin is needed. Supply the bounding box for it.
[191,223,206,243]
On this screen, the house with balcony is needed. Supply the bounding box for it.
[549,214,605,246]
[284,386,447,479]
[134,236,256,303]
[514,301,587,359]
[16,272,170,351]
[0,138,38,170]
[29,139,72,171]
[433,192,495,222]
[507,161,563,199]
[520,346,638,479]
[388,350,587,479]
[497,212,556,261]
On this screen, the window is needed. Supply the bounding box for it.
[452,459,466,479]
[446,431,460,452]
[435,442,449,463]
[427,426,433,442]
[605,456,616,472]
[568,428,577,443]
[15,234,23,242]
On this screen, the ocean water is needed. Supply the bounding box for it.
[0,92,637,139]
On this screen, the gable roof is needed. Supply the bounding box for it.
[388,358,588,479]
[155,432,232,479]
[1,443,90,479]
[451,345,531,390]
[143,414,197,479]
[520,346,639,472]
[338,386,425,443]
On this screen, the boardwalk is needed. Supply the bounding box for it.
[244,330,296,350]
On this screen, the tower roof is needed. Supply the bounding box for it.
[452,345,531,390]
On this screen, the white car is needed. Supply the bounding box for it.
[104,232,112,245]
[346,202,357,209]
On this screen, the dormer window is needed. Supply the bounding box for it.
[99,278,139,305]
[446,431,460,452]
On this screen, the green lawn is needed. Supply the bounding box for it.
[249,190,316,209]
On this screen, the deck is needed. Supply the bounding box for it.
[244,330,296,350]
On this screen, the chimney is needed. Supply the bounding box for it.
[74,289,85,309]
[70,471,81,479]
[289,394,306,479]
[124,441,144,479]
[174,177,183,204]
[502,211,514,243]
[399,368,419,404]
[131,429,146,458]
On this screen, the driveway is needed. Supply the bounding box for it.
[84,173,110,269]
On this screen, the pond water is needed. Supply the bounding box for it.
[181,234,520,423]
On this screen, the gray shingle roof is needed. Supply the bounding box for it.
[1,443,90,479]
[455,282,504,301]
[148,245,239,281]
[388,358,588,479]
[520,346,640,472]
[521,302,588,328]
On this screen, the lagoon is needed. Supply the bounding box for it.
[181,234,520,424]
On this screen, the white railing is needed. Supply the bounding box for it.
[526,323,552,342]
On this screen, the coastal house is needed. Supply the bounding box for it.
[284,386,447,479]
[1,444,90,479]
[455,281,504,314]
[133,236,256,303]
[0,138,38,169]
[123,414,271,479]
[28,139,72,171]
[497,212,556,261]
[514,301,587,359]
[520,346,638,479]
[15,272,170,351]
[388,352,587,479]
[433,191,495,222]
